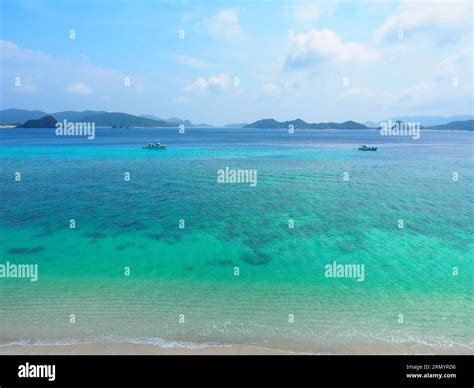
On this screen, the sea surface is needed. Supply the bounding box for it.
[0,127,472,353]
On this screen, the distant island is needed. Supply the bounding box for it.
[244,119,368,129]
[17,115,58,128]
[1,109,473,130]
[245,117,473,131]
[1,109,177,128]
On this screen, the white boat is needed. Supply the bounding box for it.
[143,141,166,150]
[358,145,377,151]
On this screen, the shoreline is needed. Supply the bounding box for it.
[0,343,299,355]
[0,341,471,355]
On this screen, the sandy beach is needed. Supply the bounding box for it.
[0,343,295,355]
[1,341,471,355]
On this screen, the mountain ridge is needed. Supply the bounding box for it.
[2,109,473,130]
[0,109,174,128]
[427,120,473,131]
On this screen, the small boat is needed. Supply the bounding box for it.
[143,141,166,150]
[358,145,377,151]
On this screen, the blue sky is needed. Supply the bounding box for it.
[1,0,472,125]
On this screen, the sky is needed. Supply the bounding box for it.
[0,0,472,125]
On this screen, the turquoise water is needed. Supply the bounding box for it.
[0,128,472,353]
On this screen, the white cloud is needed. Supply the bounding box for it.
[396,79,470,113]
[0,39,51,62]
[67,82,93,95]
[0,39,17,49]
[402,80,436,98]
[293,1,337,24]
[375,0,472,41]
[294,3,322,24]
[436,46,473,76]
[262,83,279,96]
[395,80,442,110]
[206,8,243,40]
[184,73,231,93]
[285,29,379,68]
[392,46,473,109]
[1,40,148,110]
[181,12,192,23]
[176,55,211,70]
[185,78,208,93]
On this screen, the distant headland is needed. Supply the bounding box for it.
[17,115,58,128]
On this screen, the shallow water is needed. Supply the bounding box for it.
[0,128,472,353]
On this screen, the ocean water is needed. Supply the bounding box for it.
[0,127,472,354]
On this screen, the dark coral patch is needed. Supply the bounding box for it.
[115,242,136,251]
[118,221,147,230]
[8,246,45,255]
[241,251,272,265]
